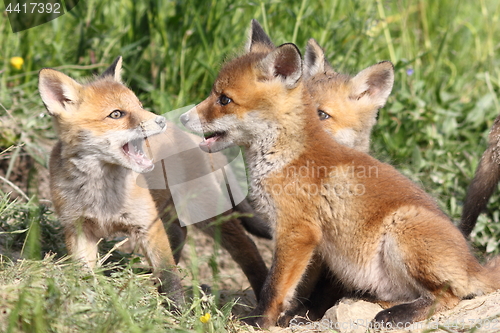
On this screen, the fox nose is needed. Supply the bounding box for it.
[179,112,189,125]
[155,116,167,128]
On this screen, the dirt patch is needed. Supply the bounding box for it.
[177,223,273,316]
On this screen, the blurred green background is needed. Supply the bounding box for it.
[1,0,500,331]
[3,0,498,252]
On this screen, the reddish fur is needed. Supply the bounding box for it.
[187,44,500,328]
[307,73,377,143]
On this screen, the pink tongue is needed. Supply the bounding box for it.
[199,137,217,152]
[124,141,153,169]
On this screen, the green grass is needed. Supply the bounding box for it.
[0,192,243,332]
[0,255,237,333]
[1,0,500,331]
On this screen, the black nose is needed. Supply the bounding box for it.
[179,113,189,125]
[156,116,167,128]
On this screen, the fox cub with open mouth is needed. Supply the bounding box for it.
[39,57,184,304]
[180,35,500,327]
[239,20,397,322]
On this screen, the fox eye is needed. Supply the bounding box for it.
[219,94,232,106]
[318,110,331,120]
[108,110,125,119]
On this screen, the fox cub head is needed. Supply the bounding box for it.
[39,57,166,173]
[303,39,394,153]
[180,21,304,153]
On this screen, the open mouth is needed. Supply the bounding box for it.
[203,131,225,142]
[200,131,226,152]
[122,138,153,170]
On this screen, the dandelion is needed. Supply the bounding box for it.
[10,56,24,70]
[199,313,211,324]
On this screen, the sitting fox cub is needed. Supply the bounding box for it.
[181,39,500,327]
[246,19,396,321]
[39,58,184,304]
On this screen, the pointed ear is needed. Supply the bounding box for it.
[304,38,326,78]
[258,43,302,89]
[246,19,275,53]
[38,68,82,116]
[349,61,394,108]
[100,56,122,82]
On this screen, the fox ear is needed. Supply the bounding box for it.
[246,19,275,53]
[304,38,326,78]
[258,43,302,89]
[349,61,394,108]
[100,56,122,82]
[39,68,82,116]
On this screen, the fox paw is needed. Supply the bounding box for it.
[374,308,412,328]
[373,302,427,328]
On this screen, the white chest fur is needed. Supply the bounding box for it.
[52,152,154,236]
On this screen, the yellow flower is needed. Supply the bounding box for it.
[199,313,211,323]
[10,56,24,70]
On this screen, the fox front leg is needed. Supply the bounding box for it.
[137,218,185,307]
[242,219,321,328]
[64,218,100,269]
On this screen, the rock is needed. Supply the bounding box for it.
[321,298,383,333]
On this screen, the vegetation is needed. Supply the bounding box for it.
[1,0,500,331]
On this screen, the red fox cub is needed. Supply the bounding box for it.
[244,20,395,322]
[459,115,500,236]
[180,39,500,328]
[288,39,397,322]
[39,57,184,304]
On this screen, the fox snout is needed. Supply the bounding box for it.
[141,115,168,135]
[179,112,189,125]
[154,116,167,128]
[180,106,204,133]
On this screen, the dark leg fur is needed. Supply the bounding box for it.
[197,218,268,299]
[167,221,188,264]
[234,199,273,240]
[373,297,434,327]
[140,218,185,306]
[301,266,346,320]
[153,191,268,300]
